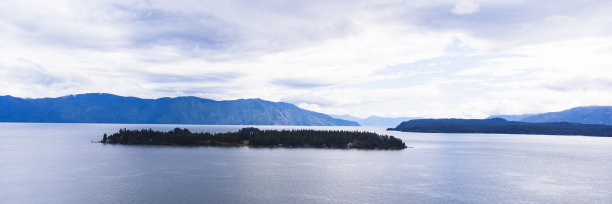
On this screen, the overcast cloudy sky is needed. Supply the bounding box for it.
[1,0,612,118]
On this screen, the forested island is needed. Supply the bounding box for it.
[101,127,407,149]
[389,118,612,137]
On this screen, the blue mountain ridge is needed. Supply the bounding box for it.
[0,93,358,126]
[488,106,612,125]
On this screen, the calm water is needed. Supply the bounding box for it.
[1,123,612,203]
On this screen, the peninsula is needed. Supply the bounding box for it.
[101,127,407,149]
[389,118,612,137]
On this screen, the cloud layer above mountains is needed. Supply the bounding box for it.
[1,0,612,118]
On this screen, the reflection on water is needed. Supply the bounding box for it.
[1,123,611,203]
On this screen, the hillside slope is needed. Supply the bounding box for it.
[0,93,358,126]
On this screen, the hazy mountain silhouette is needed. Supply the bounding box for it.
[486,114,537,121]
[332,115,418,127]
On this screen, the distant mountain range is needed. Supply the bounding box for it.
[0,93,358,126]
[488,106,612,125]
[332,115,418,127]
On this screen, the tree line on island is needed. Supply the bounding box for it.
[101,127,407,150]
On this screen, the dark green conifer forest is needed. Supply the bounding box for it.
[102,127,407,150]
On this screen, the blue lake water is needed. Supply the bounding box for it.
[1,123,612,203]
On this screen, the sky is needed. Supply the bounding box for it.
[1,0,612,118]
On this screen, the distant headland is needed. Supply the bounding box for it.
[101,127,407,150]
[389,118,612,137]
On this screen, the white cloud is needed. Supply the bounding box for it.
[451,1,480,15]
[544,15,573,24]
